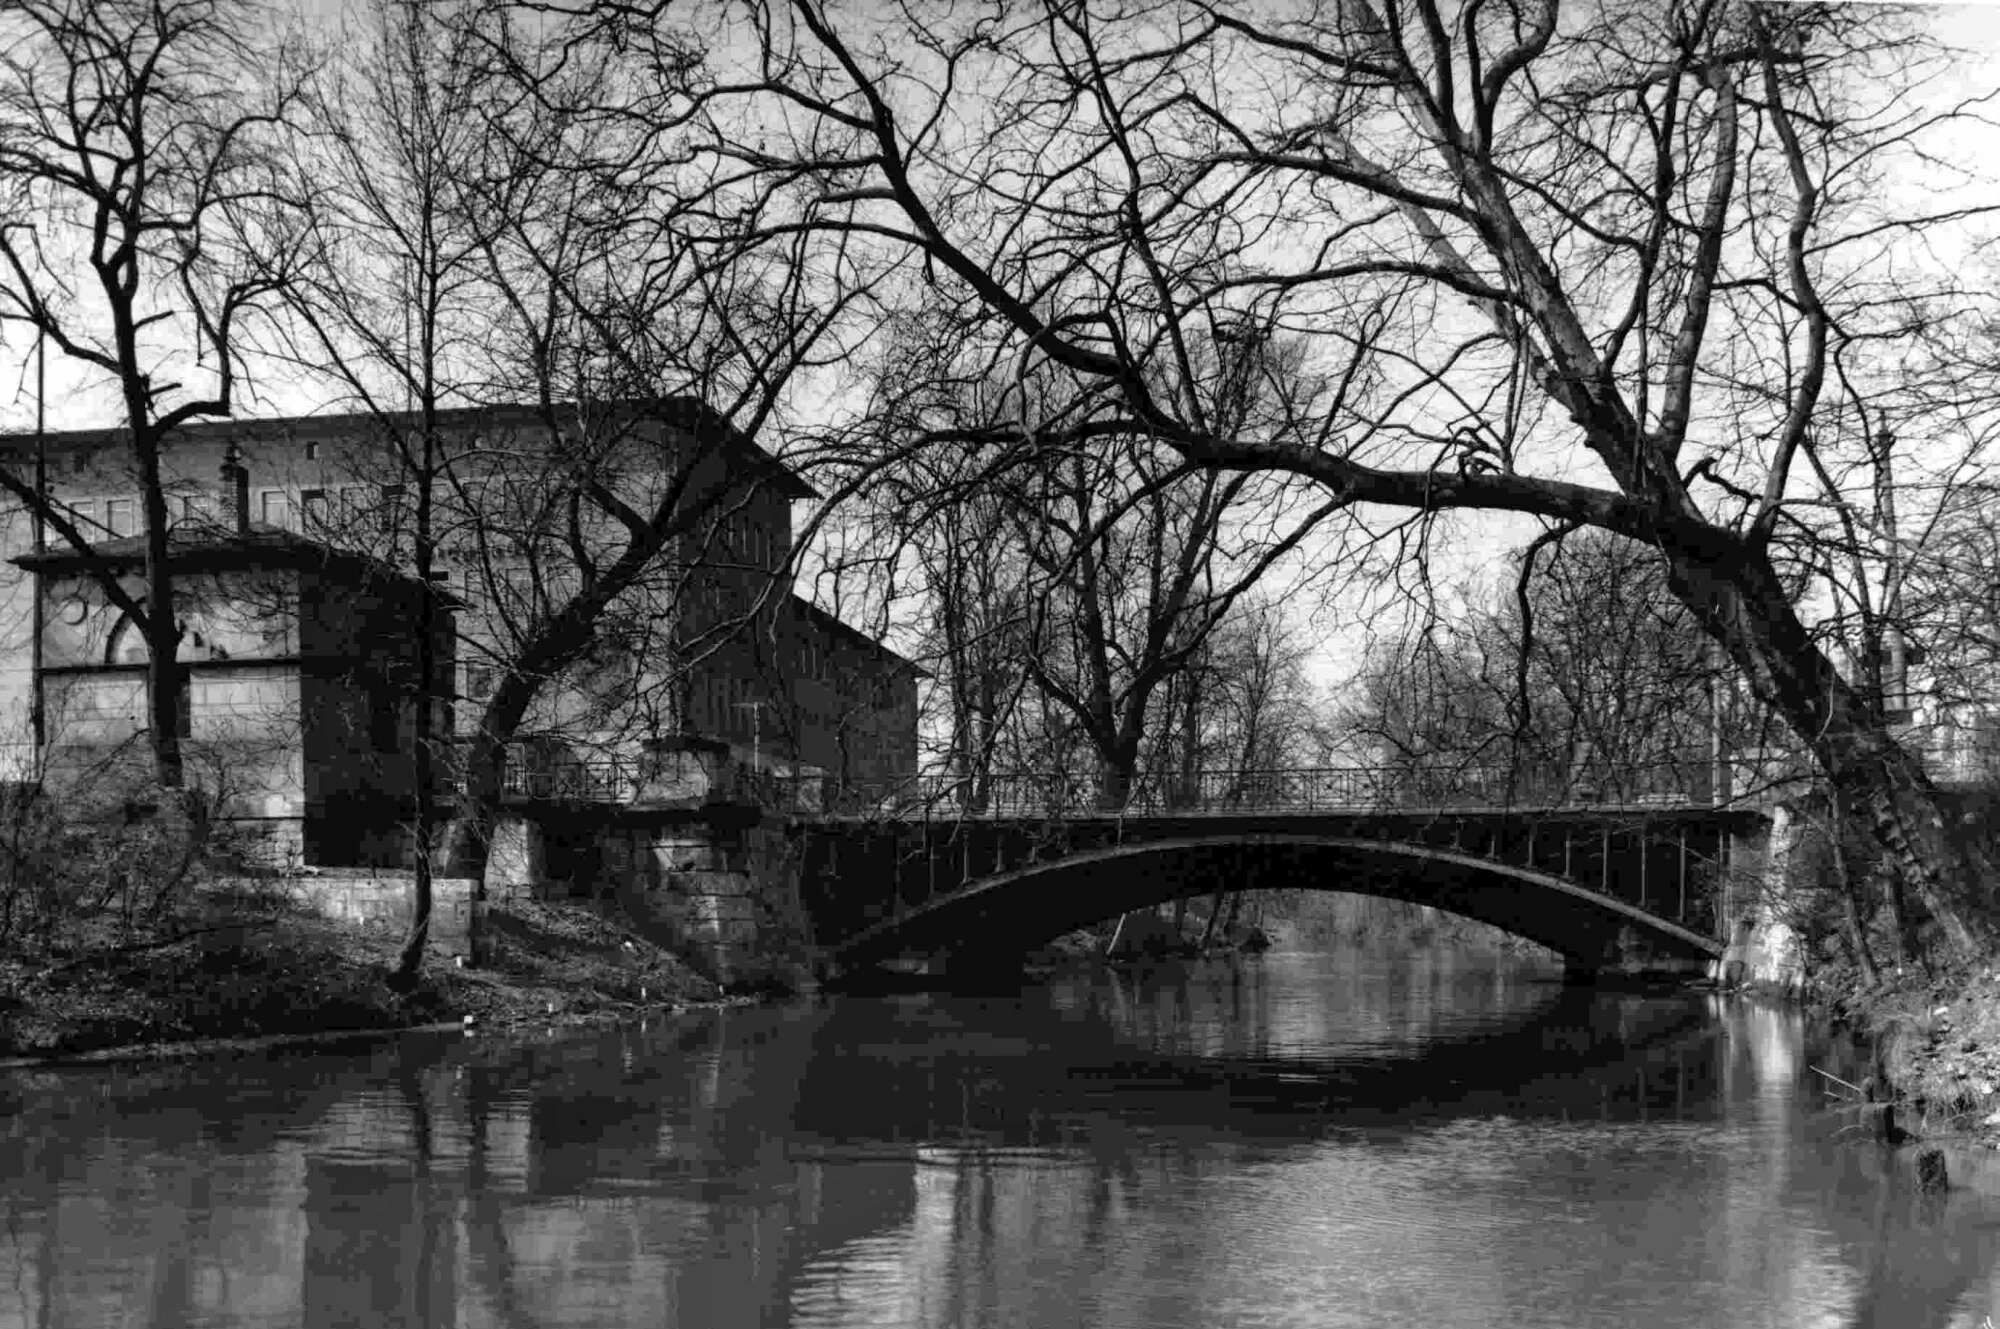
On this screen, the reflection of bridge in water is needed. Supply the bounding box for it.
[787,765,1765,982]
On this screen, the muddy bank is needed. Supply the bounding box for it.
[0,897,745,1066]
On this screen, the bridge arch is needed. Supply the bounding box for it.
[828,834,1724,976]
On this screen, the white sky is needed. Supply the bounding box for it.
[5,0,2000,700]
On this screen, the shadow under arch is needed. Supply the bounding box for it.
[828,835,1724,976]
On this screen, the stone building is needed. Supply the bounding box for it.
[13,518,455,868]
[0,399,921,871]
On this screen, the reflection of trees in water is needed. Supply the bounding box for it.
[8,983,2000,1327]
[299,1068,456,1329]
[434,1009,920,1328]
[1828,1146,1996,1329]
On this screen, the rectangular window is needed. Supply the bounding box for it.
[300,489,327,529]
[69,498,97,531]
[260,490,289,529]
[304,440,320,461]
[104,497,135,537]
[370,689,401,753]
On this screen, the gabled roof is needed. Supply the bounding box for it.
[789,594,931,680]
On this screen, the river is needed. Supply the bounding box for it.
[4,945,2000,1328]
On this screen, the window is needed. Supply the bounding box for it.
[260,490,289,529]
[104,497,135,537]
[370,682,401,752]
[300,489,327,529]
[433,566,475,613]
[69,498,96,531]
[304,440,320,461]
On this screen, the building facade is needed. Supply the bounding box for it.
[0,399,920,865]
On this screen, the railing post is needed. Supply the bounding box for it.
[1677,827,1688,923]
[1639,816,1649,911]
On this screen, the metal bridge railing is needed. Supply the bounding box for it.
[471,753,1755,818]
[799,761,1734,819]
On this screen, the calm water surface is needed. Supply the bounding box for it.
[6,946,2000,1328]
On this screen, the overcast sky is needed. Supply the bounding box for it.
[6,0,2000,693]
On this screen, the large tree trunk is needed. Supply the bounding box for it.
[1673,545,1989,963]
[1096,750,1138,812]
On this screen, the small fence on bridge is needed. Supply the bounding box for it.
[795,761,1757,820]
[481,751,1768,818]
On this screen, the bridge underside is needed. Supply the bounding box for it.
[827,836,1724,980]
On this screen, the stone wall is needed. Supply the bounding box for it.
[209,871,493,959]
[596,816,812,990]
[1712,808,1804,995]
[469,801,814,990]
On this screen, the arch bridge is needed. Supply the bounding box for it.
[792,767,1763,981]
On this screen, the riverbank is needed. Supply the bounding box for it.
[1824,962,2000,1145]
[0,896,736,1065]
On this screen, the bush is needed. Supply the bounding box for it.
[0,772,221,957]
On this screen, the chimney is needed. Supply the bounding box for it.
[220,440,249,533]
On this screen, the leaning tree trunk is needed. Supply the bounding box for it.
[1672,544,1989,965]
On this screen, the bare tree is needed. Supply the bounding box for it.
[840,313,1344,809]
[1157,595,1321,799]
[267,0,509,981]
[1339,529,1778,803]
[649,0,2000,965]
[0,0,305,793]
[263,3,895,970]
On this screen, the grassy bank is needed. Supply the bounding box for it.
[0,897,733,1064]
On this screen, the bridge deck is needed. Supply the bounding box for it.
[801,801,1759,827]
